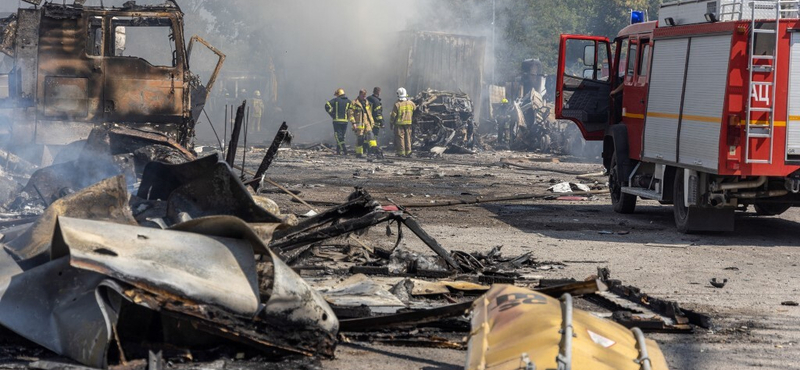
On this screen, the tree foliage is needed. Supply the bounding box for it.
[496,0,662,78]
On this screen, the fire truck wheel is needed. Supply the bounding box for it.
[673,170,696,233]
[673,170,734,233]
[610,151,636,214]
[753,203,791,216]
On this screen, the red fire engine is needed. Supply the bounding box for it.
[556,0,800,232]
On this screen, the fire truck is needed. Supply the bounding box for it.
[556,0,800,232]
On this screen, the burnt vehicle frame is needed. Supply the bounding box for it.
[411,89,475,151]
[0,1,224,164]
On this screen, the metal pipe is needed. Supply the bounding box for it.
[711,176,766,191]
[736,189,788,198]
[556,293,573,370]
[631,327,652,370]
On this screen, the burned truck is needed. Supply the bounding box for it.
[0,0,224,165]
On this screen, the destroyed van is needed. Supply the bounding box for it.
[0,0,223,165]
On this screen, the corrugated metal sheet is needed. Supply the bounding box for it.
[678,35,730,171]
[397,31,486,119]
[787,32,800,157]
[644,38,689,162]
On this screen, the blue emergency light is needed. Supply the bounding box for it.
[631,10,645,24]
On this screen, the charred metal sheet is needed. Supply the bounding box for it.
[187,35,225,122]
[226,101,246,167]
[0,14,16,57]
[0,213,337,368]
[272,188,377,240]
[52,217,262,316]
[108,126,196,164]
[598,267,713,330]
[138,154,282,225]
[0,254,113,368]
[5,175,136,267]
[338,279,606,333]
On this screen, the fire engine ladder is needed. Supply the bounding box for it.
[745,0,799,164]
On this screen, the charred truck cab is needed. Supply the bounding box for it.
[0,0,223,164]
[557,0,800,232]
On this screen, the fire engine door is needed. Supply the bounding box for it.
[556,35,611,140]
[788,32,800,160]
[621,37,651,159]
[103,16,184,124]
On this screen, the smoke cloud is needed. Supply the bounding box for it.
[4,0,503,145]
[179,0,502,145]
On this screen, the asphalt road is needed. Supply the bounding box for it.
[254,148,800,370]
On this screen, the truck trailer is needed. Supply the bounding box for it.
[556,0,800,232]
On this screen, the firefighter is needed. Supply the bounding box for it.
[348,89,376,158]
[253,90,264,132]
[367,87,385,158]
[390,87,416,157]
[496,98,513,147]
[325,88,351,155]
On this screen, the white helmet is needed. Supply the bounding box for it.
[397,87,408,100]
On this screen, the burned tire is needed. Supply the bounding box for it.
[609,151,636,214]
[754,202,791,216]
[673,170,734,233]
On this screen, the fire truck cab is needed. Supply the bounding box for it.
[556,0,800,232]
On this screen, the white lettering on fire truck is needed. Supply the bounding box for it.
[751,84,771,106]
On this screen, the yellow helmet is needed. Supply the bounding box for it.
[501,98,509,104]
[335,88,345,97]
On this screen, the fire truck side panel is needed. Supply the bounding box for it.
[722,20,800,177]
[677,34,732,172]
[786,32,800,159]
[642,38,688,163]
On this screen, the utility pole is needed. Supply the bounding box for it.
[492,0,496,85]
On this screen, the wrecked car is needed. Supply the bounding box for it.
[411,89,476,154]
[0,0,224,165]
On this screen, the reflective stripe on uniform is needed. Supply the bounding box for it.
[369,140,377,147]
[355,146,364,154]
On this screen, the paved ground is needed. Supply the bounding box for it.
[252,148,800,370]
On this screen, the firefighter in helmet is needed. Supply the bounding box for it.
[253,90,264,132]
[367,87,385,158]
[390,87,416,157]
[348,89,376,158]
[496,98,513,147]
[325,88,351,155]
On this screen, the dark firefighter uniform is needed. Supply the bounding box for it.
[325,91,351,155]
[367,93,383,139]
[496,98,513,146]
[348,97,376,157]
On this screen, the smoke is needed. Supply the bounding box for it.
[182,0,502,145]
[4,0,503,146]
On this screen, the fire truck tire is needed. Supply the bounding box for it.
[673,170,735,233]
[610,151,636,214]
[753,203,791,216]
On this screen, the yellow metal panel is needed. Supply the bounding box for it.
[466,285,670,370]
